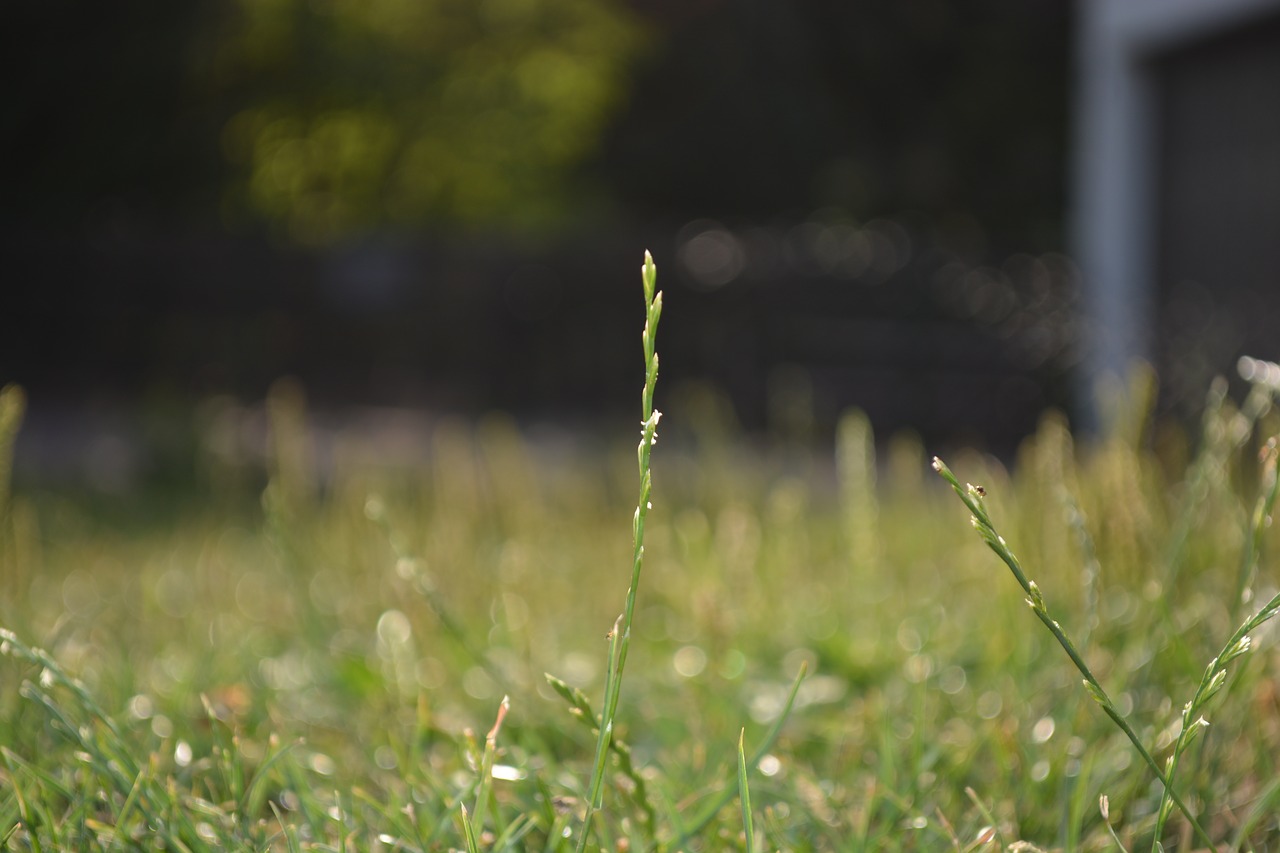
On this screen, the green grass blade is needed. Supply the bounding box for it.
[737,729,755,853]
[665,662,807,851]
[472,695,510,840]
[269,801,303,853]
[460,803,481,853]
[241,736,301,817]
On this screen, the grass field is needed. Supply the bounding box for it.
[2,259,1280,850]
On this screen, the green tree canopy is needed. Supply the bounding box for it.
[215,0,645,242]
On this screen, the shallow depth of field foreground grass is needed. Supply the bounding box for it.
[4,264,1280,851]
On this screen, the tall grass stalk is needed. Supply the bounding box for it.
[572,251,663,851]
[931,457,1215,848]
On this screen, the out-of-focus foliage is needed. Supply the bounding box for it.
[5,0,1068,250]
[214,0,645,241]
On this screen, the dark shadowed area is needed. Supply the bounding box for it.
[4,0,1090,488]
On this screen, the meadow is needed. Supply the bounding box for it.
[2,256,1280,851]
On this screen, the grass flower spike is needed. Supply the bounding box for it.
[574,251,662,851]
[932,456,1214,848]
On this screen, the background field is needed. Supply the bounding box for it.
[2,363,1279,850]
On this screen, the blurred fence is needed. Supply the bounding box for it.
[4,217,1079,453]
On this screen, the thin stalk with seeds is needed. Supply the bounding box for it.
[544,673,656,834]
[1152,438,1280,847]
[931,457,1215,849]
[575,252,663,851]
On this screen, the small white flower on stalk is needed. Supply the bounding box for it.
[641,410,662,445]
[1222,635,1252,664]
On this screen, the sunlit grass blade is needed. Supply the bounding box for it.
[666,662,807,851]
[242,736,301,817]
[471,695,510,841]
[578,615,622,846]
[460,803,481,853]
[737,729,755,853]
[964,787,1004,850]
[270,800,303,853]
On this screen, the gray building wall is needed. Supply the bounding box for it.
[1074,0,1280,422]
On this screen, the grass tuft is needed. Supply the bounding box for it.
[5,263,1280,850]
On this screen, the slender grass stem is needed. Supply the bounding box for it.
[931,457,1215,849]
[737,729,755,853]
[575,252,663,851]
[472,695,510,840]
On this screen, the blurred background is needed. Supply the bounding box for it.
[3,0,1279,490]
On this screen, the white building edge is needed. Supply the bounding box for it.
[1073,0,1280,424]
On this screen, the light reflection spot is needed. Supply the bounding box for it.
[976,691,1003,720]
[1031,716,1055,744]
[673,645,707,678]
